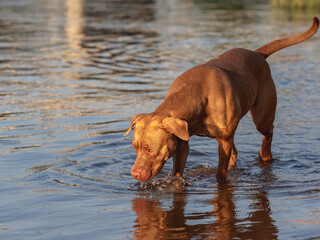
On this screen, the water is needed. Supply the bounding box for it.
[0,0,319,239]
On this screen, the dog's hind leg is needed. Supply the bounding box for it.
[250,76,277,161]
[259,127,274,161]
[252,114,275,161]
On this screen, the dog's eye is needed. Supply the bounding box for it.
[144,145,153,153]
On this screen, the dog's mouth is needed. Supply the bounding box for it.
[131,165,151,181]
[132,161,165,182]
[148,164,165,181]
[135,171,152,182]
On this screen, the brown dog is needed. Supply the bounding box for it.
[124,17,319,182]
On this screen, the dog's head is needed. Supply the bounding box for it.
[124,114,189,181]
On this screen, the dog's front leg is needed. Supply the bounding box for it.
[173,140,189,177]
[216,137,234,180]
[228,144,238,170]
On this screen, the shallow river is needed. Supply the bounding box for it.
[0,0,320,239]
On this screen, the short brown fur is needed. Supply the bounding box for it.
[125,18,319,181]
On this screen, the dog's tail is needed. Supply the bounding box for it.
[255,17,319,59]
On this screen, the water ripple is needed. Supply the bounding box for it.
[1,0,320,239]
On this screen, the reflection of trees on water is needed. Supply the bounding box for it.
[2,0,306,123]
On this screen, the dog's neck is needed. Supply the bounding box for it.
[154,90,203,122]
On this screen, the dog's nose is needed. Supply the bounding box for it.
[131,166,151,181]
[131,168,140,180]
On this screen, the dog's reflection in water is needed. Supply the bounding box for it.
[131,180,277,239]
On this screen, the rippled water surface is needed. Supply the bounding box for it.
[1,0,320,239]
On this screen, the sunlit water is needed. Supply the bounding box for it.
[0,0,320,239]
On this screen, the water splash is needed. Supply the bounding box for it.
[131,175,191,192]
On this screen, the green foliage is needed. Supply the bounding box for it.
[271,0,320,9]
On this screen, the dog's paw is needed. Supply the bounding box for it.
[259,151,273,162]
[227,163,236,170]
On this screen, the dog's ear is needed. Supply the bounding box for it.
[162,117,189,141]
[124,114,146,136]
